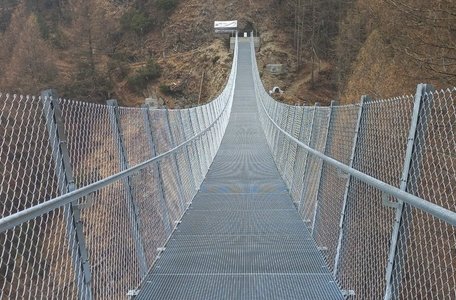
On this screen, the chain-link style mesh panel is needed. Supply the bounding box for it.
[1,209,77,299]
[81,181,141,299]
[312,105,359,270]
[60,99,121,189]
[298,107,330,224]
[1,94,60,216]
[391,89,456,300]
[0,34,237,299]
[337,96,414,299]
[0,94,73,299]
[289,107,314,202]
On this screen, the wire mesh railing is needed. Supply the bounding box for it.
[250,36,455,299]
[0,35,238,300]
[0,31,454,300]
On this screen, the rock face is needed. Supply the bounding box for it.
[145,96,164,108]
[266,64,285,75]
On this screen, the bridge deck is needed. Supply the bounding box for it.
[136,40,343,299]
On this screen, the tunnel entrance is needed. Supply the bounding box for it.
[240,21,259,37]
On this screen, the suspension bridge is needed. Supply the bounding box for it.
[0,35,455,299]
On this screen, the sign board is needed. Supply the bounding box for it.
[214,20,237,33]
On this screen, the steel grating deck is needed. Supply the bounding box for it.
[136,40,343,299]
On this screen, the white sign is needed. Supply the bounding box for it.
[214,20,238,30]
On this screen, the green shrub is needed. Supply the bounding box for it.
[65,62,113,101]
[156,0,178,11]
[36,14,49,39]
[120,9,153,35]
[127,59,161,92]
[159,84,172,95]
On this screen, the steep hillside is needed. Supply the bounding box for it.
[335,0,456,103]
[0,0,454,106]
[0,0,314,106]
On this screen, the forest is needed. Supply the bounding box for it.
[0,0,454,105]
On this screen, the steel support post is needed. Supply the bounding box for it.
[41,89,93,300]
[141,105,171,236]
[282,107,297,186]
[289,107,300,181]
[164,109,186,210]
[268,101,277,145]
[188,109,204,185]
[333,96,368,278]
[271,103,280,157]
[200,106,209,153]
[106,99,148,278]
[311,100,338,236]
[277,107,286,173]
[211,103,221,146]
[277,106,290,172]
[295,103,319,206]
[209,104,218,157]
[268,102,277,152]
[203,106,215,160]
[270,102,279,152]
[289,106,305,193]
[195,108,209,172]
[203,106,214,166]
[217,101,224,142]
[262,98,271,139]
[384,84,435,300]
[178,110,198,195]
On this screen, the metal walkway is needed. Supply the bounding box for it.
[136,40,343,299]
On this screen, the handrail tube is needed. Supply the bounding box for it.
[255,79,456,228]
[0,75,236,233]
[249,33,455,227]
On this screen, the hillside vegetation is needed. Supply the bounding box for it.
[0,0,454,106]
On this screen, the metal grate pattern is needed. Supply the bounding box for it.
[252,32,456,300]
[138,274,342,300]
[136,39,343,299]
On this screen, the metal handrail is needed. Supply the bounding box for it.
[0,34,239,234]
[250,37,456,227]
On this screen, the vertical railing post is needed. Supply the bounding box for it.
[203,106,214,166]
[141,105,171,236]
[41,89,93,300]
[269,102,278,149]
[203,106,215,160]
[295,103,319,205]
[214,103,221,151]
[282,106,297,186]
[208,103,218,157]
[333,96,368,278]
[178,109,198,195]
[277,106,290,173]
[188,109,204,186]
[289,105,305,193]
[106,99,148,278]
[311,100,337,236]
[274,105,286,163]
[164,109,186,209]
[384,84,434,300]
[195,109,209,172]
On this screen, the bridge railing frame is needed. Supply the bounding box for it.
[0,33,238,300]
[250,34,455,299]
